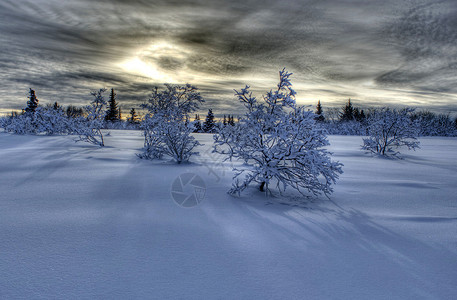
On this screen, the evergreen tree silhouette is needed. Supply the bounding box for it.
[193,114,202,132]
[66,105,84,118]
[359,109,366,120]
[105,88,119,122]
[340,99,354,121]
[314,100,325,122]
[203,109,215,133]
[25,88,39,114]
[228,115,235,126]
[129,108,138,123]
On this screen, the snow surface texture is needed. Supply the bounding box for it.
[0,131,456,299]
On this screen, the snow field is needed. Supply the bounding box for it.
[0,131,456,299]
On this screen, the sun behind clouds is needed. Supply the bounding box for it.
[118,41,193,83]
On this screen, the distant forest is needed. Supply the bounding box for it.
[1,87,457,138]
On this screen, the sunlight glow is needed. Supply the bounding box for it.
[120,57,173,82]
[118,41,190,83]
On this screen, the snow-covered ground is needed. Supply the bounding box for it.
[0,131,456,299]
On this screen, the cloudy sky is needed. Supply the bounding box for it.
[1,0,457,116]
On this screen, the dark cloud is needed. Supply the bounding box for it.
[376,1,457,97]
[1,0,457,116]
[156,56,184,71]
[376,69,428,85]
[185,55,248,75]
[386,2,457,60]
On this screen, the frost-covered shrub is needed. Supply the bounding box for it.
[2,114,34,134]
[74,89,107,146]
[0,116,6,131]
[411,111,457,137]
[1,107,69,135]
[323,120,367,135]
[34,106,69,135]
[214,69,343,196]
[124,120,141,130]
[139,84,204,163]
[103,120,131,130]
[1,89,70,136]
[362,107,420,156]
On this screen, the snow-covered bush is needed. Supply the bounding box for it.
[139,84,204,163]
[2,113,34,134]
[0,115,6,131]
[411,111,457,137]
[0,89,70,136]
[323,120,367,135]
[1,89,38,134]
[213,69,343,196]
[1,106,69,135]
[362,107,420,156]
[103,120,131,130]
[74,89,107,146]
[34,106,69,135]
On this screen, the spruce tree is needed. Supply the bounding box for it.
[105,88,119,122]
[359,109,366,120]
[25,88,39,114]
[66,105,84,118]
[203,109,215,133]
[223,115,227,126]
[129,108,138,123]
[228,115,235,126]
[340,99,354,122]
[354,107,361,121]
[193,114,202,132]
[353,108,366,122]
[314,100,325,122]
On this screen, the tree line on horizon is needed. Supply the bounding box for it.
[313,98,457,137]
[1,69,455,196]
[1,87,457,138]
[1,88,241,134]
